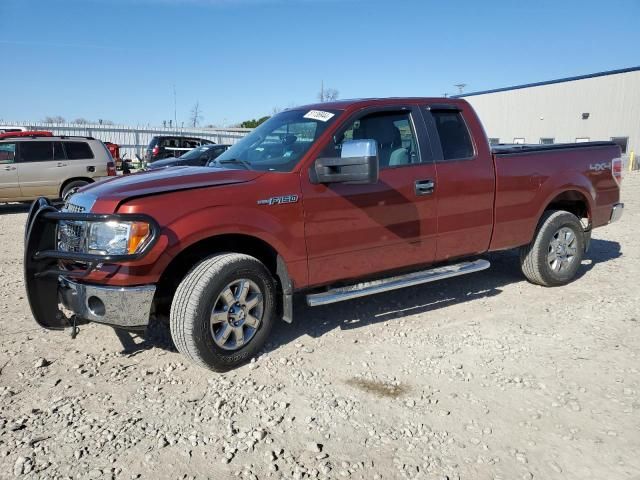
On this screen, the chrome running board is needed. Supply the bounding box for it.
[306,259,490,307]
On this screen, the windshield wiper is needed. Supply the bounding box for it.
[214,158,251,170]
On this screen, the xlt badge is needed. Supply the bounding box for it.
[257,194,299,206]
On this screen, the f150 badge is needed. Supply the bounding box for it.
[257,194,299,206]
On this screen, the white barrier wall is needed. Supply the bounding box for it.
[2,121,252,158]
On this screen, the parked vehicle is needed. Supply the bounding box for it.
[1,134,116,202]
[0,130,52,140]
[103,142,121,169]
[147,144,230,170]
[24,98,623,371]
[0,126,29,134]
[145,136,214,163]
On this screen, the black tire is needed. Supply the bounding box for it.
[61,180,89,201]
[170,253,276,371]
[520,210,585,287]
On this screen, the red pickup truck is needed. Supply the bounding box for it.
[24,98,624,371]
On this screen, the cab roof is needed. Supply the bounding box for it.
[292,97,467,112]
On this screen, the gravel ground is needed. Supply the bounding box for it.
[1,174,639,480]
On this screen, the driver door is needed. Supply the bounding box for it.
[301,106,438,287]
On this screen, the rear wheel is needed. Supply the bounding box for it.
[520,210,585,286]
[170,253,276,371]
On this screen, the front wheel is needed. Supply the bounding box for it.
[170,253,276,371]
[520,210,585,287]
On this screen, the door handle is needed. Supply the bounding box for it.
[56,163,68,167]
[3,166,17,171]
[415,179,435,196]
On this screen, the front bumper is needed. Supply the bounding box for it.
[24,197,159,330]
[610,203,624,223]
[59,278,155,328]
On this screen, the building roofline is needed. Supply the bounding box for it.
[455,66,640,98]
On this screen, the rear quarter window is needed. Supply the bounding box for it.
[64,142,94,160]
[431,111,474,161]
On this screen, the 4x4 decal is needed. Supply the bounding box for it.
[589,162,611,172]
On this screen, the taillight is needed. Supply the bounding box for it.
[152,146,159,156]
[107,161,116,176]
[612,157,623,184]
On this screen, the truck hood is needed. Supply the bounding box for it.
[79,166,263,207]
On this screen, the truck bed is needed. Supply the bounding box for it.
[489,141,622,251]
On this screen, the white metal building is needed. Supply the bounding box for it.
[458,66,640,156]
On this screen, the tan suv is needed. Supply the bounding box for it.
[0,136,116,202]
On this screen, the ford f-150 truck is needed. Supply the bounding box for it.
[24,98,624,371]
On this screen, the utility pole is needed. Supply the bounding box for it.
[454,83,467,94]
[173,84,177,132]
[319,80,324,103]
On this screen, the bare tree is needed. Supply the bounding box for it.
[73,118,90,124]
[189,101,203,128]
[43,115,66,124]
[317,81,339,103]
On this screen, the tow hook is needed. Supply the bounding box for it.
[70,315,79,339]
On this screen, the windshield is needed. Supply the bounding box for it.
[179,145,211,160]
[213,109,340,172]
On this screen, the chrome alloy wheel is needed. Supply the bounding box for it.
[548,227,578,273]
[210,279,264,351]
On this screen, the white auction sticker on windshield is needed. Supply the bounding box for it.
[303,110,335,122]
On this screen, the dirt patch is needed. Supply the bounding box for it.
[345,378,409,398]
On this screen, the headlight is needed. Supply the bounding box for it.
[58,220,152,256]
[87,221,151,255]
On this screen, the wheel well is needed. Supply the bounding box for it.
[153,234,281,319]
[60,177,94,197]
[544,190,590,227]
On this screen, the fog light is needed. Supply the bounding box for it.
[87,296,106,317]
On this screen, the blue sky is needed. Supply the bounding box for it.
[1,0,638,127]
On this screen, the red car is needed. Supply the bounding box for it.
[24,97,623,371]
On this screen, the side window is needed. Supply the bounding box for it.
[64,142,94,160]
[54,142,66,160]
[0,143,16,164]
[19,142,54,162]
[431,111,474,161]
[322,111,420,169]
[209,147,225,160]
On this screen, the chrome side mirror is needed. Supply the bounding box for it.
[311,139,379,184]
